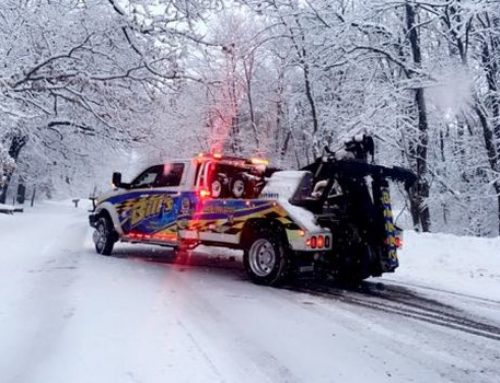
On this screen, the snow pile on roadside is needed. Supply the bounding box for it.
[0,203,23,214]
[382,230,500,301]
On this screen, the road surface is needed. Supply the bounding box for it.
[1,202,499,382]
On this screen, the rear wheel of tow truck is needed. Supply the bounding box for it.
[243,228,289,286]
[93,216,116,255]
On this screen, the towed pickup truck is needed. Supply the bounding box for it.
[89,135,416,285]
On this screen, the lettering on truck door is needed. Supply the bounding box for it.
[116,163,186,244]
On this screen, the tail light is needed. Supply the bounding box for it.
[317,235,324,249]
[395,236,402,249]
[310,236,317,249]
[394,226,403,249]
[306,235,329,249]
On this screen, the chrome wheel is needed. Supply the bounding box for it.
[93,217,115,255]
[93,222,107,251]
[248,239,276,277]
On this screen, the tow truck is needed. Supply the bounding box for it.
[89,135,416,285]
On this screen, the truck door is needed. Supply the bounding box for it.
[120,162,186,245]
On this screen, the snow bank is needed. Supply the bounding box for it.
[0,203,23,214]
[0,203,15,210]
[382,230,500,301]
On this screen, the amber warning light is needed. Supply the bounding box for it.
[198,188,211,198]
[250,158,269,166]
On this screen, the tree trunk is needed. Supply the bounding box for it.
[0,135,28,204]
[243,59,260,150]
[289,12,319,156]
[406,1,431,232]
[496,185,500,235]
[476,12,500,234]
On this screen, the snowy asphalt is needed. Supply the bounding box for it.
[1,203,499,383]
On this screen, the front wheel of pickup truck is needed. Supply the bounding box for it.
[93,216,115,255]
[243,229,289,286]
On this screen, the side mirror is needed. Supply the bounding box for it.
[112,172,122,189]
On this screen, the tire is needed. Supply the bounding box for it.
[93,216,115,255]
[210,177,224,198]
[230,173,248,198]
[243,227,289,285]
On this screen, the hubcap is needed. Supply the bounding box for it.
[248,239,276,277]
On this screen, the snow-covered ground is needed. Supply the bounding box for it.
[381,230,500,300]
[1,202,499,383]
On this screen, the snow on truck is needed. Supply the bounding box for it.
[89,135,416,285]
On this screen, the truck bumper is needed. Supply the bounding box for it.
[88,213,99,228]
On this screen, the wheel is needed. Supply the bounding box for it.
[210,177,226,198]
[93,216,116,255]
[230,173,248,198]
[243,227,289,285]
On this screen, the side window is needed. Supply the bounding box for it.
[130,165,163,189]
[155,163,185,187]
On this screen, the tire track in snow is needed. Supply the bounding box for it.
[293,281,500,342]
[381,278,500,307]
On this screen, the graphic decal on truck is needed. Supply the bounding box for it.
[381,187,398,270]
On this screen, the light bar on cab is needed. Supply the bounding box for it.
[250,158,269,166]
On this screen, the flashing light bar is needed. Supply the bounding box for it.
[196,152,269,166]
[250,158,269,166]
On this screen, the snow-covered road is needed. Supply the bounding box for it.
[1,203,499,383]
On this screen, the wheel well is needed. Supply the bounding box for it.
[240,219,288,249]
[97,208,113,223]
